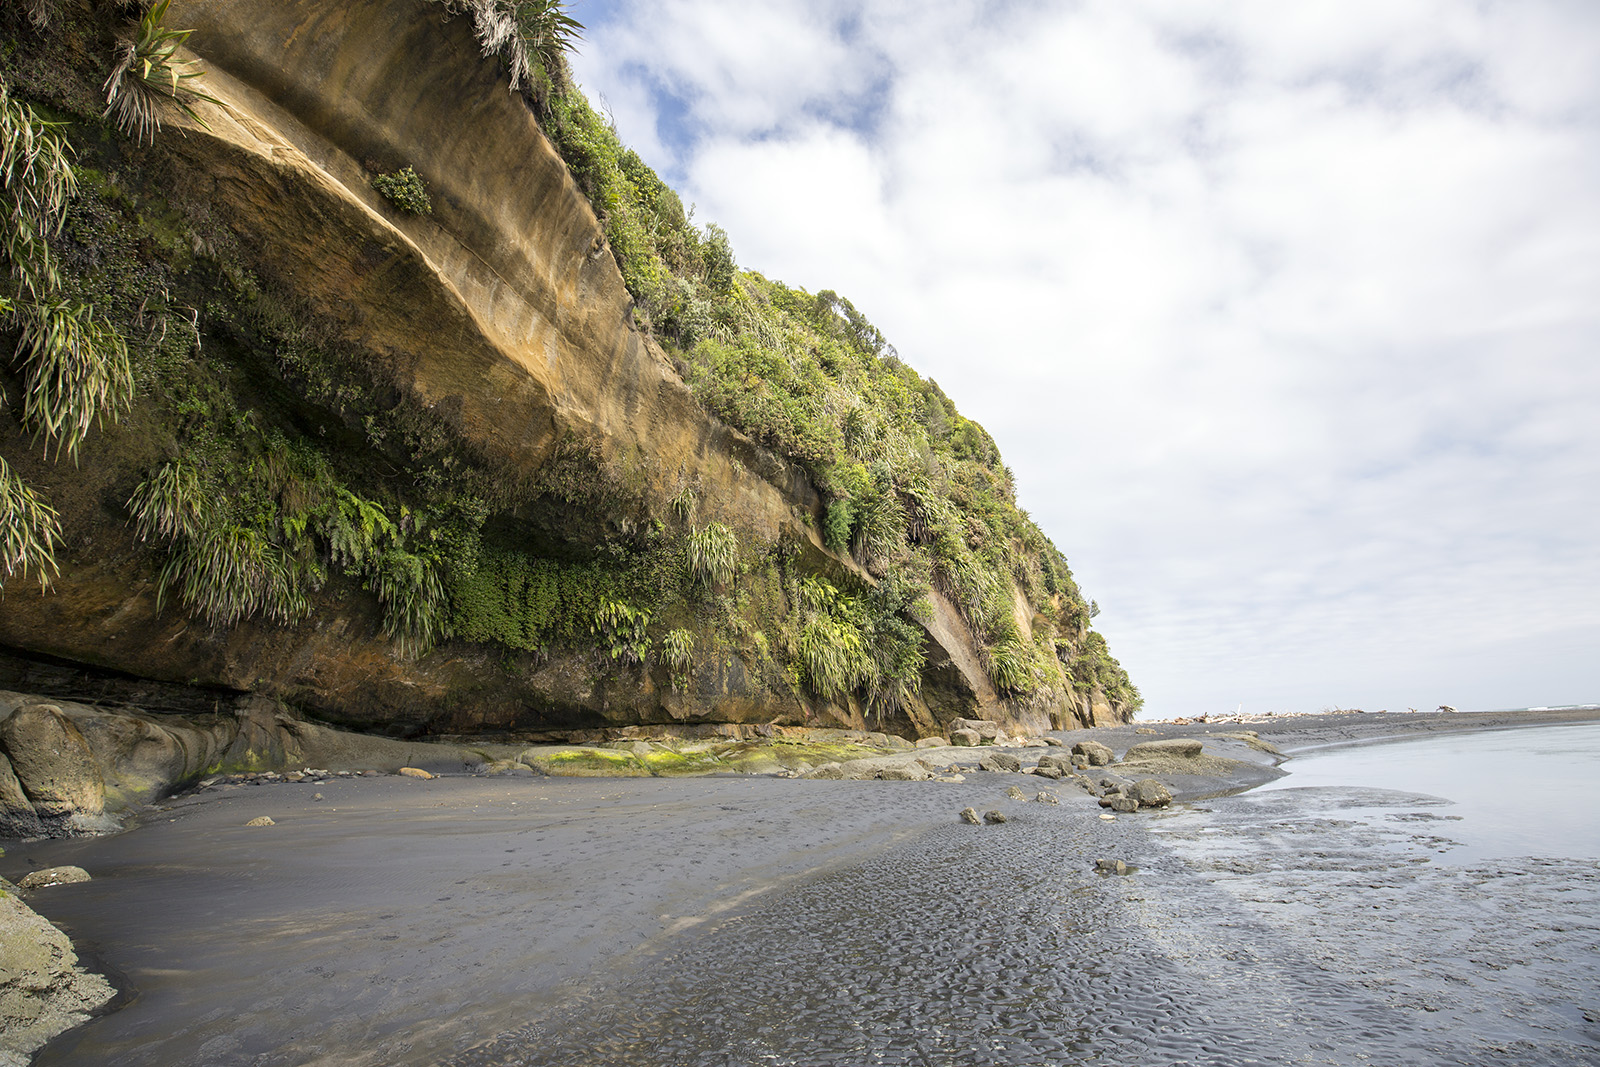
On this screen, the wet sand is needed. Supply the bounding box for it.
[5,708,1600,1066]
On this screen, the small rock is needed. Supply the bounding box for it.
[1099,813,1117,821]
[1094,858,1128,875]
[1130,779,1173,809]
[1034,791,1059,804]
[1033,764,1064,780]
[1004,785,1028,800]
[914,737,949,749]
[1044,737,1067,747]
[17,866,91,890]
[1071,740,1114,767]
[982,809,1008,824]
[802,762,845,780]
[285,772,306,782]
[878,765,928,781]
[959,807,981,825]
[313,793,325,802]
[1135,727,1158,735]
[978,752,1022,773]
[1109,796,1139,813]
[245,816,276,827]
[938,774,967,784]
[398,767,434,779]
[950,728,981,747]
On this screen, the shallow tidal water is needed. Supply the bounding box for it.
[446,728,1600,1067]
[1254,721,1600,861]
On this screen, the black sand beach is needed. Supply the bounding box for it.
[4,708,1600,1066]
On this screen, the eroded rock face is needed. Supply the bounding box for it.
[0,705,105,819]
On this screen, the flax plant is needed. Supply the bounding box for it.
[103,0,220,144]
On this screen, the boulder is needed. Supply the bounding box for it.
[978,752,1022,773]
[958,807,981,825]
[950,729,981,747]
[982,809,1008,824]
[914,737,949,749]
[1044,737,1067,747]
[1036,753,1074,773]
[801,763,845,780]
[1033,764,1064,780]
[1130,779,1173,809]
[878,765,929,781]
[16,867,91,891]
[0,705,105,819]
[1105,796,1139,813]
[0,877,117,1062]
[1123,738,1202,760]
[1071,740,1114,766]
[948,718,1000,742]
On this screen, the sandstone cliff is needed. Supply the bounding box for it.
[0,0,1136,749]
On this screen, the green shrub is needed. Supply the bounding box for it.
[371,167,431,216]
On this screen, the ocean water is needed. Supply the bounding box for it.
[1255,721,1600,861]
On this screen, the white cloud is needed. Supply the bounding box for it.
[571,0,1600,716]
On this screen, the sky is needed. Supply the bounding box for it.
[565,0,1600,719]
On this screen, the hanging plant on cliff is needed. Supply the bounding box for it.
[428,0,584,92]
[0,455,60,593]
[1,79,132,592]
[102,0,221,145]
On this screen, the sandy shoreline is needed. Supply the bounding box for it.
[4,707,1599,1065]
